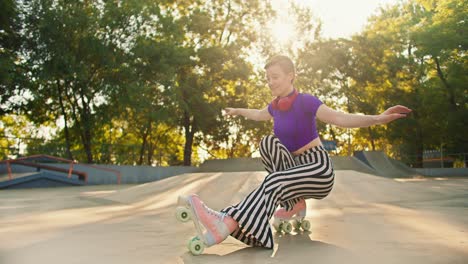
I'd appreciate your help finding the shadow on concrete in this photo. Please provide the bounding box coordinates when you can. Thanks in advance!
[179,231,359,264]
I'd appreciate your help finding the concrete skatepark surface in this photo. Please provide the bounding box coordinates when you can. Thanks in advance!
[1,169,468,264]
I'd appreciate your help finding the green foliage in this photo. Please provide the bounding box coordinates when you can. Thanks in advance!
[0,0,24,114]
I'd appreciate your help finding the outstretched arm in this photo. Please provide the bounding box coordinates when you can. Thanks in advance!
[316,104,412,128]
[225,106,272,121]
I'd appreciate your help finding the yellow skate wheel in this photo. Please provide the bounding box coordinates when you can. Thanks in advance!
[175,206,191,222]
[188,237,204,255]
[301,220,311,231]
[282,222,293,234]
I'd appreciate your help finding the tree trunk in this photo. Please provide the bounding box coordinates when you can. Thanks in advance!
[183,111,195,166]
[65,90,93,163]
[138,134,147,165]
[56,80,73,160]
[410,105,424,168]
[79,92,93,163]
[414,111,424,168]
[138,121,151,165]
[434,56,457,111]
[83,120,93,163]
[147,141,154,165]
[62,111,73,160]
[368,127,376,151]
[413,57,425,168]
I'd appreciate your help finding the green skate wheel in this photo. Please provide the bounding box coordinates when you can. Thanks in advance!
[273,218,282,232]
[301,220,311,231]
[175,206,191,222]
[186,238,192,251]
[282,222,293,234]
[293,220,301,230]
[188,237,204,255]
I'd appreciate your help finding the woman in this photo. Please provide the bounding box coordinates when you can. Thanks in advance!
[178,55,411,253]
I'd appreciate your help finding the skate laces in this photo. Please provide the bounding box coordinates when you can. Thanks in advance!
[201,202,227,221]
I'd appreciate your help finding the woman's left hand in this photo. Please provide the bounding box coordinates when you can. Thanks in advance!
[377,105,412,124]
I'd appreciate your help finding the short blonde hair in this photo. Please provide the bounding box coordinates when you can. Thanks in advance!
[264,55,295,74]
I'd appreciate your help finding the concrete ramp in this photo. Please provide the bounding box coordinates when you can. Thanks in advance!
[355,151,420,178]
[200,156,379,175]
[0,172,38,182]
[199,158,264,172]
[330,156,377,175]
[0,172,85,189]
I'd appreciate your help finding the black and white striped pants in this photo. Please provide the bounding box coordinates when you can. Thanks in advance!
[221,135,335,249]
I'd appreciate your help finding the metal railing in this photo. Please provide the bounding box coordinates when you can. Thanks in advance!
[0,154,122,184]
[399,152,467,168]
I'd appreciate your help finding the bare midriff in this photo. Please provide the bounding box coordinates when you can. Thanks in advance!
[291,137,322,156]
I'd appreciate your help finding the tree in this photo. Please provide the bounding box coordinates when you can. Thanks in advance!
[165,0,272,165]
[0,0,24,115]
[409,0,468,154]
[20,0,154,163]
[330,0,467,165]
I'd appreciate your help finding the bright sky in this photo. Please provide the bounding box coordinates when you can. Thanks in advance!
[271,0,398,39]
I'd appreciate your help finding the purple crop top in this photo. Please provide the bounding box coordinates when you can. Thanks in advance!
[268,93,323,152]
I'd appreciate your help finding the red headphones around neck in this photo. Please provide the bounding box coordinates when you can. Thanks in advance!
[271,89,299,111]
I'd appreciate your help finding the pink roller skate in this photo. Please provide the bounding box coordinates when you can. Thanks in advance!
[175,194,237,255]
[272,199,310,234]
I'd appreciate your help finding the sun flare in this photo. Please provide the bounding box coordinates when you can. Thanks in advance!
[269,19,297,45]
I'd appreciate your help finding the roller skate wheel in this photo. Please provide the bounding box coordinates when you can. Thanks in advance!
[282,222,293,234]
[273,223,281,232]
[293,220,301,230]
[175,206,191,222]
[188,237,204,255]
[273,219,282,232]
[301,220,311,231]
